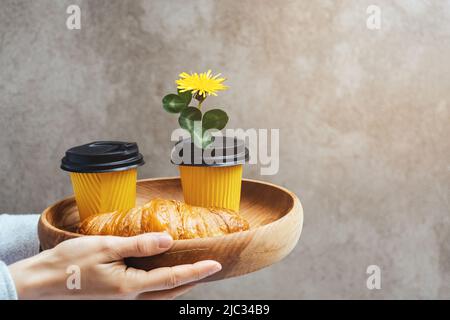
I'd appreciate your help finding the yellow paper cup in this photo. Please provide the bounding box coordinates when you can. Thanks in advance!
[69,169,137,222]
[179,165,243,212]
[61,141,145,222]
[172,137,248,212]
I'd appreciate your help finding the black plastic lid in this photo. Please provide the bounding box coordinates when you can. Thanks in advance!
[61,141,145,173]
[171,136,249,167]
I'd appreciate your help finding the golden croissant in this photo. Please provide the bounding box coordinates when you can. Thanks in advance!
[79,198,249,239]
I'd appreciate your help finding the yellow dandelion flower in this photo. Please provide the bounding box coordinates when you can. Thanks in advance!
[176,70,228,98]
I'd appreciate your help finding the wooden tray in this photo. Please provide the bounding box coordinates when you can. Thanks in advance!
[38,177,303,281]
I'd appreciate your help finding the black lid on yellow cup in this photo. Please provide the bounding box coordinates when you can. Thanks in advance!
[171,136,249,167]
[61,141,145,173]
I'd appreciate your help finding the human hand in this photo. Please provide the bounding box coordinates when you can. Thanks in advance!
[8,233,221,299]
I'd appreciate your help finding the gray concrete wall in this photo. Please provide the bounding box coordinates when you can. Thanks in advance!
[0,0,449,299]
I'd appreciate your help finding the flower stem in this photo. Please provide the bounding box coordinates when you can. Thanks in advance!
[195,92,206,109]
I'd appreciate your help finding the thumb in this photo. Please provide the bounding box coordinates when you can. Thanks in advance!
[101,233,173,261]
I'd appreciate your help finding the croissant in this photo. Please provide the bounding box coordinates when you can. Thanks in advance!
[78,198,249,239]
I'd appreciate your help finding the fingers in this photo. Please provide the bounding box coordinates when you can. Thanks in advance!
[98,233,173,261]
[125,260,222,293]
[136,284,196,300]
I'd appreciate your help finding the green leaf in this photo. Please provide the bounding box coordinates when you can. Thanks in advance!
[177,89,192,105]
[202,109,229,130]
[162,94,187,113]
[178,107,203,148]
[202,130,214,148]
[178,107,202,132]
[192,129,204,149]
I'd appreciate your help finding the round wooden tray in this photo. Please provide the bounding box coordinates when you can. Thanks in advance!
[38,177,303,281]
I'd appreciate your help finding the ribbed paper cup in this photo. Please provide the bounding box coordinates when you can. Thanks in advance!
[179,165,243,212]
[69,169,137,222]
[172,137,248,212]
[61,141,145,222]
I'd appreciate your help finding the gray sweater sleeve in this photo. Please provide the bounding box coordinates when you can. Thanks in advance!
[0,214,40,265]
[0,214,40,300]
[0,261,18,300]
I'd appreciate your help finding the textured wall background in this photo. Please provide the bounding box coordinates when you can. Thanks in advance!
[0,0,449,299]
